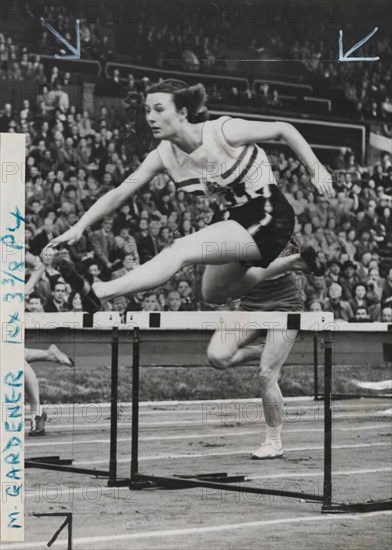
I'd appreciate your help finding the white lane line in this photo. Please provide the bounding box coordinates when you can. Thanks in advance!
[25,399,392,419]
[26,400,392,415]
[72,442,390,466]
[33,395,392,409]
[23,411,392,432]
[249,467,392,481]
[25,424,391,449]
[2,511,391,549]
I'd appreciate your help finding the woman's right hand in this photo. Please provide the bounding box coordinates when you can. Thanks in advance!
[46,224,84,249]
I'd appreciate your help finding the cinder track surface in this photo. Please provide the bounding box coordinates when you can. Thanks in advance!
[7,397,392,549]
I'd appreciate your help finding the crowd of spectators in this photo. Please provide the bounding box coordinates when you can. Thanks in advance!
[2,1,391,124]
[1,36,391,320]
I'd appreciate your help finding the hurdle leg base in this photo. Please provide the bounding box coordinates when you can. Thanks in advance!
[26,456,73,466]
[176,472,247,483]
[129,477,157,490]
[322,498,392,514]
[107,478,132,488]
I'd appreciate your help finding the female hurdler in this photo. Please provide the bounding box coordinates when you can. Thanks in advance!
[47,80,334,311]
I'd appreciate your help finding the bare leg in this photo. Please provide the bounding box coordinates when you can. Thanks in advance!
[208,326,298,458]
[25,345,73,367]
[259,329,297,427]
[25,361,41,417]
[91,220,302,302]
[207,328,261,369]
[202,255,301,304]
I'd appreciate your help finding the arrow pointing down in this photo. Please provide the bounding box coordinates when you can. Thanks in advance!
[41,17,81,59]
[339,27,380,62]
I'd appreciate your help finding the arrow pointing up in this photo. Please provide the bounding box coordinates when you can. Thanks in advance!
[339,27,379,62]
[41,17,81,59]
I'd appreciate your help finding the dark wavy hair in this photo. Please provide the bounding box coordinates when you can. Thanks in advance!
[147,79,209,123]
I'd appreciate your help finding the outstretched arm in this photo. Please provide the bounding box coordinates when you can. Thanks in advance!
[48,150,164,247]
[222,119,334,198]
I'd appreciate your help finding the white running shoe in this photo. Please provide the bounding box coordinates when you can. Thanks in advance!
[251,442,284,460]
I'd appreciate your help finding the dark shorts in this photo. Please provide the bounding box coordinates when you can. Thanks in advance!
[215,185,295,268]
[239,273,304,312]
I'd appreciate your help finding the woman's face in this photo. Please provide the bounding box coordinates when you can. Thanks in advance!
[145,92,185,140]
[72,293,83,310]
[355,285,366,299]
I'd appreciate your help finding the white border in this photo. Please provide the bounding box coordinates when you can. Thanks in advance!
[0,132,26,541]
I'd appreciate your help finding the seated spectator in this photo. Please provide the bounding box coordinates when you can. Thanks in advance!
[124,292,144,312]
[68,292,83,312]
[177,279,198,311]
[88,263,104,283]
[54,201,76,234]
[112,296,129,321]
[112,254,139,279]
[381,267,392,304]
[325,259,341,287]
[339,260,361,301]
[141,292,161,312]
[115,226,140,263]
[27,293,44,313]
[179,218,195,236]
[355,230,378,259]
[306,275,328,305]
[356,251,373,282]
[29,217,57,256]
[156,190,175,217]
[366,268,384,321]
[135,218,159,263]
[44,281,70,312]
[350,283,369,313]
[381,305,392,322]
[91,217,119,271]
[165,290,182,311]
[322,283,354,321]
[350,306,371,322]
[309,300,324,312]
[157,226,173,251]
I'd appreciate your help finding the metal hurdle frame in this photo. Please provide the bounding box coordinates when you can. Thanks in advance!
[25,312,392,512]
[25,325,129,487]
[124,313,392,513]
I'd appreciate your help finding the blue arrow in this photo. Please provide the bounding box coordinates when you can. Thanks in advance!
[339,27,379,62]
[40,17,80,59]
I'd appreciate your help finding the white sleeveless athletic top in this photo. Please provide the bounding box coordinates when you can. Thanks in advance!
[156,116,277,206]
